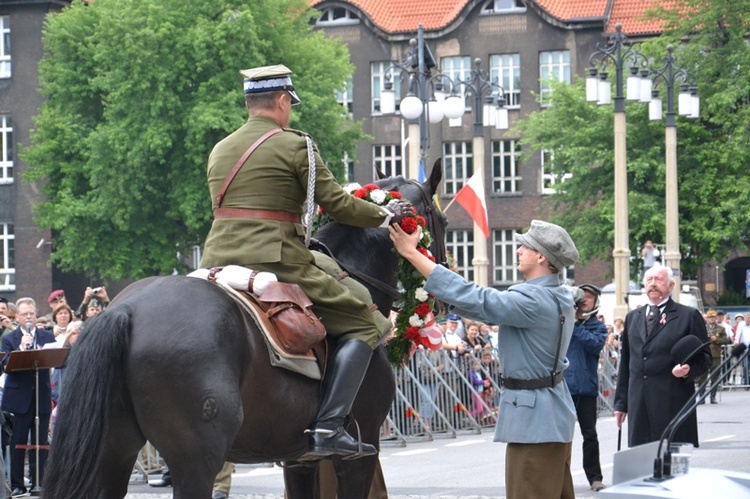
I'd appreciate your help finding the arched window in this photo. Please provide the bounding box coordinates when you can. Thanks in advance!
[316,7,360,26]
[480,0,526,15]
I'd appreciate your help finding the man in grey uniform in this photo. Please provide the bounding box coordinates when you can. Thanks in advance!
[390,219,579,499]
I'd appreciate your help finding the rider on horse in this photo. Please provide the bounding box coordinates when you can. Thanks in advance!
[200,64,411,461]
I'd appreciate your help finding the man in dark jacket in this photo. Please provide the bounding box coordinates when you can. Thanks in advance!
[564,284,607,491]
[614,265,712,447]
[1,298,56,496]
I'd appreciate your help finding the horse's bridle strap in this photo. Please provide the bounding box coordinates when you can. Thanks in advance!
[214,207,301,224]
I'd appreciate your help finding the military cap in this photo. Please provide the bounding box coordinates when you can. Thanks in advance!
[515,220,579,271]
[240,64,301,105]
[705,309,717,317]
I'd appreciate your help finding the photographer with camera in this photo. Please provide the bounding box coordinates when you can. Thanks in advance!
[75,286,111,321]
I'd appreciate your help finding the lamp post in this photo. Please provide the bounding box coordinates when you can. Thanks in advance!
[453,58,508,287]
[586,24,648,320]
[381,27,508,287]
[648,45,700,302]
[380,24,465,180]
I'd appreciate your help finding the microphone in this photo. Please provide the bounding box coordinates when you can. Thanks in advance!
[651,343,748,480]
[23,321,34,350]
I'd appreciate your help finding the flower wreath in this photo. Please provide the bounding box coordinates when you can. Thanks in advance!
[313,183,441,365]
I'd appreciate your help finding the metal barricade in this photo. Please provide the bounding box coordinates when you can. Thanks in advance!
[721,344,750,390]
[132,442,165,482]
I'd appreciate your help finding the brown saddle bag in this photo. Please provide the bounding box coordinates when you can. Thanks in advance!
[247,281,326,355]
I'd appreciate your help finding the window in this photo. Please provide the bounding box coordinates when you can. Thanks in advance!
[481,0,526,14]
[541,149,571,194]
[0,224,14,291]
[316,7,360,26]
[0,17,9,78]
[447,230,474,282]
[441,56,472,105]
[336,79,353,115]
[339,152,354,183]
[490,54,521,107]
[371,62,401,114]
[0,116,11,184]
[539,50,570,105]
[373,145,402,178]
[491,140,521,193]
[493,229,520,284]
[443,141,473,195]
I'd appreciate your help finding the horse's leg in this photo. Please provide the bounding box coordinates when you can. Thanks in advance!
[284,463,321,499]
[134,372,244,499]
[90,390,146,498]
[331,455,379,499]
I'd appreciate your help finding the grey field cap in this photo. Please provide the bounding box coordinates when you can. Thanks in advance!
[515,220,579,271]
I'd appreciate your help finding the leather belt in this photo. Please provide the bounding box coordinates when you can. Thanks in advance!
[499,371,563,390]
[213,207,301,224]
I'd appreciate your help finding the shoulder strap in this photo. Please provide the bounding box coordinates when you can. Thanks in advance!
[547,288,566,382]
[214,128,283,209]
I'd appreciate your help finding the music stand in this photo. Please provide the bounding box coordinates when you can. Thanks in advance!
[5,348,69,496]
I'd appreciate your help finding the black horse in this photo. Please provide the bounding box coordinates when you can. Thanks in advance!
[42,163,446,499]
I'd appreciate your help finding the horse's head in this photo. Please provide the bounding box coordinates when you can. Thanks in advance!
[375,158,448,266]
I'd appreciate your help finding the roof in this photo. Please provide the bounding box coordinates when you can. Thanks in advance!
[606,0,684,36]
[310,0,682,36]
[311,0,471,33]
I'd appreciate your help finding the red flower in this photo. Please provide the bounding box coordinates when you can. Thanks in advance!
[415,302,431,317]
[417,247,429,257]
[417,215,427,227]
[363,183,379,192]
[389,190,402,199]
[318,206,325,214]
[405,326,421,340]
[354,189,367,199]
[400,217,418,234]
[428,253,437,263]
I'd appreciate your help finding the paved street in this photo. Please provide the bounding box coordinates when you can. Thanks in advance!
[125,388,750,498]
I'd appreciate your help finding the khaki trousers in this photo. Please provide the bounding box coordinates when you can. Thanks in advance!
[505,441,574,499]
[213,461,234,494]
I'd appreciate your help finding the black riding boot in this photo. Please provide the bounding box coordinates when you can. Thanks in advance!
[300,339,378,461]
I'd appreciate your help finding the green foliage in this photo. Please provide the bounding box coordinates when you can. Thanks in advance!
[22,0,365,280]
[714,288,750,307]
[516,0,750,277]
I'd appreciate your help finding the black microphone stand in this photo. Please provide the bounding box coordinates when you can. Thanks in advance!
[649,343,748,481]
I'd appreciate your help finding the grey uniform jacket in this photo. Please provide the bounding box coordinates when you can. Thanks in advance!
[425,265,576,444]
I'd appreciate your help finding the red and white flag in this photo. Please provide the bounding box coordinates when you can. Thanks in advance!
[454,170,489,238]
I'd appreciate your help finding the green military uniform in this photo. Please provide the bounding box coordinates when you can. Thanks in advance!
[200,114,392,347]
[697,316,730,403]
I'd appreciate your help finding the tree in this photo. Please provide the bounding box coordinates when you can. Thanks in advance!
[516,1,750,280]
[22,0,364,281]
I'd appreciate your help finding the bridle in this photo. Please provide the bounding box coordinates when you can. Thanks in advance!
[314,179,446,303]
[406,179,447,267]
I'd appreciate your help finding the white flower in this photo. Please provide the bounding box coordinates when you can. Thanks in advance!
[408,314,425,327]
[414,287,429,302]
[369,189,386,204]
[344,182,362,194]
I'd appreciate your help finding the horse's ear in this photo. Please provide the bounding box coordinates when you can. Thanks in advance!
[426,158,443,196]
[374,167,388,180]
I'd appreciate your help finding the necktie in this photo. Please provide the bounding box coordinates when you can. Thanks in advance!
[647,305,659,336]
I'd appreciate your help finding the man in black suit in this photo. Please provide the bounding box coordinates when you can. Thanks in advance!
[614,265,712,447]
[1,297,56,496]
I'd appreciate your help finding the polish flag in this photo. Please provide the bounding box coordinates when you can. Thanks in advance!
[454,170,489,238]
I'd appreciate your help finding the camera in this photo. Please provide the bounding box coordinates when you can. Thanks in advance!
[93,287,101,295]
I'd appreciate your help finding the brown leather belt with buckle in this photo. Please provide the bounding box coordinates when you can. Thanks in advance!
[499,371,563,390]
[213,207,301,224]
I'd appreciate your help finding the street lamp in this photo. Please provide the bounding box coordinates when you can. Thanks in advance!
[648,45,700,302]
[380,24,466,181]
[451,58,509,286]
[586,23,648,320]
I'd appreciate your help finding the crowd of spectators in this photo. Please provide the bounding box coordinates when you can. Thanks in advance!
[0,286,108,495]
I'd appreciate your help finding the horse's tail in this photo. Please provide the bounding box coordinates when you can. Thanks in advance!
[43,310,133,499]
